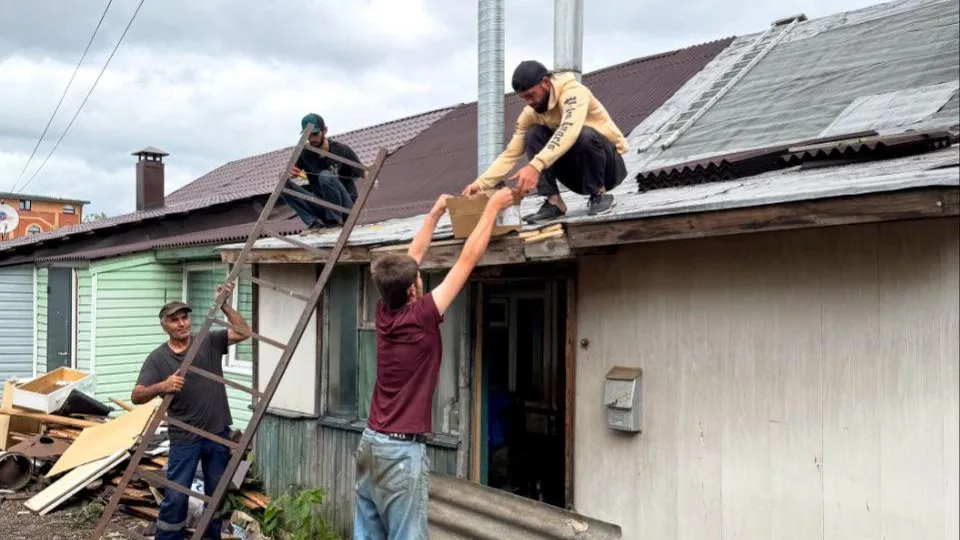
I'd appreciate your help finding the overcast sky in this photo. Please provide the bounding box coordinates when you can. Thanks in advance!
[0,0,880,216]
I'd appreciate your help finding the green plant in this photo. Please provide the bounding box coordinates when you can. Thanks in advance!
[262,486,339,540]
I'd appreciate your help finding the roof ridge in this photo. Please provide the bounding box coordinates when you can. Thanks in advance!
[581,37,738,80]
[329,103,463,139]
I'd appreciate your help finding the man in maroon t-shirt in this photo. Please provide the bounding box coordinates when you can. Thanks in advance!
[353,188,516,539]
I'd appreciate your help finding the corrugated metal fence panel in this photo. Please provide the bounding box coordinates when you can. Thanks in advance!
[256,414,458,538]
[35,267,47,374]
[92,253,182,402]
[76,269,92,372]
[183,265,252,428]
[0,265,35,395]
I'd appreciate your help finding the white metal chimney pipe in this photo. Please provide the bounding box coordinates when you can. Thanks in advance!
[477,0,505,174]
[554,0,583,82]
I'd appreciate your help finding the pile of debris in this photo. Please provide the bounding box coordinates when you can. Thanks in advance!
[0,370,271,538]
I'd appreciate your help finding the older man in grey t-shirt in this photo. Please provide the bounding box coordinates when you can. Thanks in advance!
[133,282,251,540]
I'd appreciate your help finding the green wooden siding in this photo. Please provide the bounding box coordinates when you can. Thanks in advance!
[91,253,182,402]
[77,269,92,372]
[183,265,253,428]
[35,267,47,374]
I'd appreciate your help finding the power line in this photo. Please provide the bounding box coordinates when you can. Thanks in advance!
[15,0,146,196]
[8,0,115,194]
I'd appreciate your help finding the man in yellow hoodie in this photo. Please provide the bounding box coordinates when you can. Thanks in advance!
[462,60,629,222]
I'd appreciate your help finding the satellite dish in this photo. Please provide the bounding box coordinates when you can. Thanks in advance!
[0,203,20,235]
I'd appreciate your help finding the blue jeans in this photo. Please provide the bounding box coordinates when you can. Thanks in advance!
[156,429,232,540]
[281,170,355,227]
[353,428,431,540]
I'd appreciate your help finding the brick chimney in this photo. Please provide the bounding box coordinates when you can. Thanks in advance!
[132,146,169,211]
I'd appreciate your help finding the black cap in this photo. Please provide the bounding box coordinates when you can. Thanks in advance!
[511,60,549,93]
[158,301,191,320]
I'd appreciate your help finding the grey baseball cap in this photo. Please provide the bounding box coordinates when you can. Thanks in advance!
[158,301,192,320]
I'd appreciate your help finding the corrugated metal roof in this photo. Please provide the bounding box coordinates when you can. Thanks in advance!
[0,191,90,205]
[226,145,958,252]
[631,0,960,177]
[164,106,456,205]
[359,39,735,223]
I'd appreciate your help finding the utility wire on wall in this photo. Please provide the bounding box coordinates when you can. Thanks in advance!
[15,0,147,196]
[9,0,115,194]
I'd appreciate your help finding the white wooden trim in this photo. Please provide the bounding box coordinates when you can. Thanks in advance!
[90,273,98,375]
[32,265,37,379]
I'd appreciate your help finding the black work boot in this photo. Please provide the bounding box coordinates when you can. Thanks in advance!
[523,201,565,224]
[587,193,615,216]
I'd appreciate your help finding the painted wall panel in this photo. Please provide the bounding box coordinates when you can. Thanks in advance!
[257,264,317,415]
[0,264,36,396]
[35,267,47,374]
[77,269,92,372]
[575,217,960,540]
[92,254,182,402]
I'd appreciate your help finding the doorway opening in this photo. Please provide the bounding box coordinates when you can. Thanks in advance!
[475,276,568,508]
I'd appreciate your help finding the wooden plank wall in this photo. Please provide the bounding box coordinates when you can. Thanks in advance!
[574,217,959,540]
[255,414,458,538]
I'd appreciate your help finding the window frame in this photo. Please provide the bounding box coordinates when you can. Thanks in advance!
[181,262,251,375]
[25,224,42,235]
[320,265,462,444]
[19,200,31,211]
[62,204,75,214]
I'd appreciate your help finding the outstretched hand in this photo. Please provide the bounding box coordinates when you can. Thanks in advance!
[431,194,453,215]
[488,188,516,211]
[461,183,481,197]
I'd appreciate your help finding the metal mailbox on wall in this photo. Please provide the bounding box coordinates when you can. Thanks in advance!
[603,366,643,433]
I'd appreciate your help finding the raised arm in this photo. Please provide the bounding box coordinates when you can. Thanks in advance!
[218,282,251,345]
[408,194,452,265]
[431,188,516,315]
[463,112,533,195]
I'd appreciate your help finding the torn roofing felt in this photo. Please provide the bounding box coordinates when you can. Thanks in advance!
[626,0,960,191]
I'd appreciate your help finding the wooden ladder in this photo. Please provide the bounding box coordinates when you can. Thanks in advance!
[91,123,388,540]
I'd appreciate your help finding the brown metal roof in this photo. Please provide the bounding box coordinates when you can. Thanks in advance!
[164,106,456,205]
[0,39,734,262]
[361,38,735,222]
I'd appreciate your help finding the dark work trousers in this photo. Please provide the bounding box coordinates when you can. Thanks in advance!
[280,170,355,227]
[524,125,627,197]
[155,428,231,539]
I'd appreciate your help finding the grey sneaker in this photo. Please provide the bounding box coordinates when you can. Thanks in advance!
[587,193,615,216]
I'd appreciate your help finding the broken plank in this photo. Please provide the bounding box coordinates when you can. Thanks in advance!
[110,398,134,412]
[0,407,98,429]
[523,229,564,244]
[25,450,129,515]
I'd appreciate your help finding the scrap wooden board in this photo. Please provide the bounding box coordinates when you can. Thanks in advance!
[47,399,159,477]
[0,381,41,450]
[26,450,129,515]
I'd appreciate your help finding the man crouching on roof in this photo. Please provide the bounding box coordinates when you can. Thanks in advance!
[353,188,516,539]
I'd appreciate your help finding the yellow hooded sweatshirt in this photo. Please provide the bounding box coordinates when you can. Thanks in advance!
[472,72,629,190]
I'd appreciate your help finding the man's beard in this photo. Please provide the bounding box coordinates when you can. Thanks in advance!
[533,92,550,114]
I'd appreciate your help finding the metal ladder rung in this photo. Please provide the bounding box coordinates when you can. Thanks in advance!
[187,364,262,398]
[281,187,352,215]
[303,144,368,172]
[207,317,287,350]
[135,469,212,504]
[263,228,331,259]
[164,416,241,451]
[245,275,311,302]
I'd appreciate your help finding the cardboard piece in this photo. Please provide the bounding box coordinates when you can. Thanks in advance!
[46,399,159,477]
[13,368,96,413]
[447,192,522,240]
